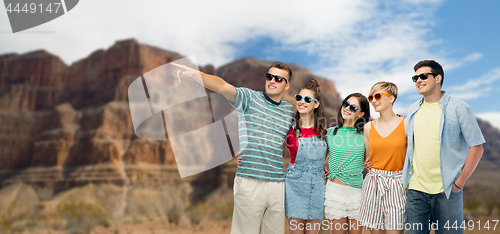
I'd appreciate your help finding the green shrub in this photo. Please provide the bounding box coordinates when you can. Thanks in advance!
[0,201,37,233]
[166,202,183,226]
[135,215,150,223]
[186,201,210,225]
[56,200,110,234]
[213,195,233,219]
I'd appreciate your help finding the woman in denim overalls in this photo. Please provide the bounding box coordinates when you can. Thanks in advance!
[284,80,328,234]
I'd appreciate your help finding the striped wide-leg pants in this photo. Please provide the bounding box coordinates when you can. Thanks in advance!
[360,168,406,230]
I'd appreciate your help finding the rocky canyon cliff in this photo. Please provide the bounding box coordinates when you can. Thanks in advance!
[0,39,499,232]
[0,39,343,192]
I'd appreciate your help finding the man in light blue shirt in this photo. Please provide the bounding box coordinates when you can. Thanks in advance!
[402,60,485,234]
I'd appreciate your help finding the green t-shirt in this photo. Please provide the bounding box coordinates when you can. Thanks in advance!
[326,126,365,189]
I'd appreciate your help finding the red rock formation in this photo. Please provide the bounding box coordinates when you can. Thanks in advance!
[0,50,68,112]
[476,118,500,170]
[2,40,500,228]
[16,38,500,194]
[0,39,188,188]
[0,39,499,217]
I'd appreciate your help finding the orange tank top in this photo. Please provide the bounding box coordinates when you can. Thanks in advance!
[368,118,407,171]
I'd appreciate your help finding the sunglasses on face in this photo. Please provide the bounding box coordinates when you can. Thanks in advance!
[295,94,318,103]
[412,73,438,82]
[342,100,360,113]
[265,73,289,84]
[368,93,392,102]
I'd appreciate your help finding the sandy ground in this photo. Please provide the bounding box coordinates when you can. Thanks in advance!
[23,220,231,234]
[22,216,500,234]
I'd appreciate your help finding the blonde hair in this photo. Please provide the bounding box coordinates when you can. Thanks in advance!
[368,81,398,103]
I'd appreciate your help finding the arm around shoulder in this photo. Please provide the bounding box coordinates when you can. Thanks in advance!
[363,122,371,162]
[404,116,409,137]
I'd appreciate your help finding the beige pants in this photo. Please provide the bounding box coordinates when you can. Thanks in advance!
[231,176,285,234]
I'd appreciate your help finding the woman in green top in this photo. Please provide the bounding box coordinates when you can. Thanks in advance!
[324,93,370,234]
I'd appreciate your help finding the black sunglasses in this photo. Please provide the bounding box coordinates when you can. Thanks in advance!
[295,94,318,103]
[342,100,360,113]
[412,73,438,82]
[265,73,289,84]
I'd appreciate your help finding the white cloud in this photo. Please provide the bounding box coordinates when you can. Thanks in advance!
[476,112,500,131]
[307,2,446,99]
[445,52,483,70]
[0,0,487,112]
[446,68,500,100]
[309,3,486,104]
[0,0,374,66]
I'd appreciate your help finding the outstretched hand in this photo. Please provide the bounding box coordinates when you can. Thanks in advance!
[170,63,198,82]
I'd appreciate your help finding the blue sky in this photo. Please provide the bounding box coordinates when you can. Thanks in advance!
[1,0,499,129]
[229,0,500,128]
[432,0,500,127]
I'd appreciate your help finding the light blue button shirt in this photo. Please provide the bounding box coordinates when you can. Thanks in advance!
[402,91,485,198]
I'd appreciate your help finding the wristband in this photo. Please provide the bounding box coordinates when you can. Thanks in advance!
[454,181,463,190]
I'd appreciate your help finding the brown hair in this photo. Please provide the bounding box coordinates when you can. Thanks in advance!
[414,60,444,86]
[333,93,370,135]
[269,61,292,80]
[293,79,327,140]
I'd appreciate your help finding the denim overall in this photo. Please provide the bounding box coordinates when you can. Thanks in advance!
[285,136,327,221]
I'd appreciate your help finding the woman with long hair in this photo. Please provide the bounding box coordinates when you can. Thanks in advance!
[284,79,328,234]
[360,82,407,234]
[237,79,328,234]
[324,93,370,234]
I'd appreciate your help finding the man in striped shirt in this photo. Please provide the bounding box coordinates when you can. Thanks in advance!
[173,61,294,234]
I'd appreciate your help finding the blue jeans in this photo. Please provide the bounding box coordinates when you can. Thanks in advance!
[406,189,464,234]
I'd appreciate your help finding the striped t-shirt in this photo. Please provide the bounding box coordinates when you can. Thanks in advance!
[326,126,365,189]
[231,87,294,182]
